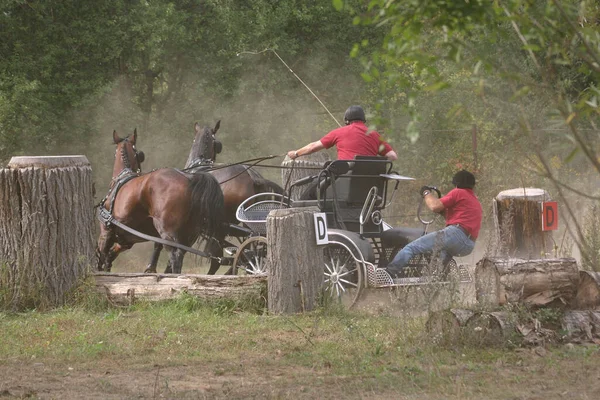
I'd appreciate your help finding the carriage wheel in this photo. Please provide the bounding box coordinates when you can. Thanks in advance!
[232,236,268,275]
[323,243,364,309]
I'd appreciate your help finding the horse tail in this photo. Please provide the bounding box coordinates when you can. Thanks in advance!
[187,172,225,240]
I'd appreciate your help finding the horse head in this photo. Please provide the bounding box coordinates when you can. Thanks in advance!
[185,120,222,168]
[112,128,145,179]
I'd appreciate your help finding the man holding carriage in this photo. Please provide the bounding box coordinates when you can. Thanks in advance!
[385,169,483,279]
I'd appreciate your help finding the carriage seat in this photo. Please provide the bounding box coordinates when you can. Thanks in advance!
[321,156,391,208]
[380,227,426,249]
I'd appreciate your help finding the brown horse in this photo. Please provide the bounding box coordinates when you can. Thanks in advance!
[144,120,284,274]
[96,129,225,274]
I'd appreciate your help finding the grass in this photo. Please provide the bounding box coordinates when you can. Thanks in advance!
[1,297,599,399]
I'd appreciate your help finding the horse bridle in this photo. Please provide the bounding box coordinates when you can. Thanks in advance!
[117,137,145,175]
[98,137,145,216]
[188,127,222,169]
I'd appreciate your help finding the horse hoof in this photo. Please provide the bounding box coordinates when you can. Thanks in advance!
[144,265,156,273]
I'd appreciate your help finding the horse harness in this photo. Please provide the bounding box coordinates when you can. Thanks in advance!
[96,142,221,262]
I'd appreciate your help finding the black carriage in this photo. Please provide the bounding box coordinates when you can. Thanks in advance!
[233,156,472,307]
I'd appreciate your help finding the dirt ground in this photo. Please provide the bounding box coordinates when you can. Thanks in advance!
[1,341,599,400]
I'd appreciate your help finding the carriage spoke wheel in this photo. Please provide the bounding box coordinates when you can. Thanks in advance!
[232,236,268,275]
[323,243,363,309]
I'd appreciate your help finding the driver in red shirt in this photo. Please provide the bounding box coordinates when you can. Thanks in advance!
[287,105,398,161]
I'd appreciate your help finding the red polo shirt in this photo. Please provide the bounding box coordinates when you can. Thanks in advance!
[320,121,393,160]
[440,188,482,239]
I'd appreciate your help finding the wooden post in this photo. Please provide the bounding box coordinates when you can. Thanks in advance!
[266,207,323,314]
[426,309,474,345]
[281,152,330,200]
[0,156,95,309]
[475,257,579,308]
[574,271,600,309]
[494,188,553,258]
[561,310,600,342]
[464,311,517,347]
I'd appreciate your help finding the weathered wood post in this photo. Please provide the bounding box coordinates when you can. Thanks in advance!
[281,153,330,200]
[266,207,323,314]
[0,156,95,309]
[475,257,579,308]
[493,188,554,258]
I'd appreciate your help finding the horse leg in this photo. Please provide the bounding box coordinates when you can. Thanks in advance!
[106,243,132,272]
[145,243,163,273]
[206,235,224,275]
[168,248,186,275]
[96,229,115,272]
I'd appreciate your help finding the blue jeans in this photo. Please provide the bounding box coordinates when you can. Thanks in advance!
[386,225,475,275]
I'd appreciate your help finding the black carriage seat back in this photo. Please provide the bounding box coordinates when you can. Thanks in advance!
[319,156,391,208]
[346,156,390,206]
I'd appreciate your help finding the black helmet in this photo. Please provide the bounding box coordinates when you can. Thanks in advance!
[452,170,476,189]
[344,105,366,125]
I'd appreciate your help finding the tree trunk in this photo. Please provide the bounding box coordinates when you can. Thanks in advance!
[561,310,600,342]
[574,271,600,310]
[494,188,553,258]
[0,156,95,310]
[475,257,579,308]
[93,273,267,306]
[281,153,330,200]
[464,311,517,346]
[267,207,323,314]
[426,309,474,345]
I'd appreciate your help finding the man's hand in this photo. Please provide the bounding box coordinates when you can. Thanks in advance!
[287,150,298,159]
[420,185,434,197]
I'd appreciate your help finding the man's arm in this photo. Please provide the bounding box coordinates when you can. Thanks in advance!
[287,140,325,160]
[422,191,445,213]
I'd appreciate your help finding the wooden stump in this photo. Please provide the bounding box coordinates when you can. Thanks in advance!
[0,156,95,309]
[426,309,474,345]
[494,188,553,258]
[561,310,600,342]
[574,271,600,309]
[475,257,579,308]
[93,273,267,306]
[464,311,517,346]
[281,152,329,200]
[267,207,323,314]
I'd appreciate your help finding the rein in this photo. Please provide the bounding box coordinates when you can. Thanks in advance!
[97,207,221,262]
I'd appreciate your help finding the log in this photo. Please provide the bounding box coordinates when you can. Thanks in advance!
[281,152,329,200]
[494,188,553,258]
[475,257,579,307]
[93,273,267,306]
[267,207,323,314]
[464,311,517,346]
[0,156,95,310]
[561,310,600,342]
[574,271,600,310]
[426,309,474,345]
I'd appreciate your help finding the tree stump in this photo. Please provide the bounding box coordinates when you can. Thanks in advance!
[561,310,600,342]
[574,271,600,310]
[426,309,474,345]
[281,152,330,200]
[464,311,517,346]
[0,156,95,309]
[475,257,579,308]
[267,207,323,314]
[494,188,553,258]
